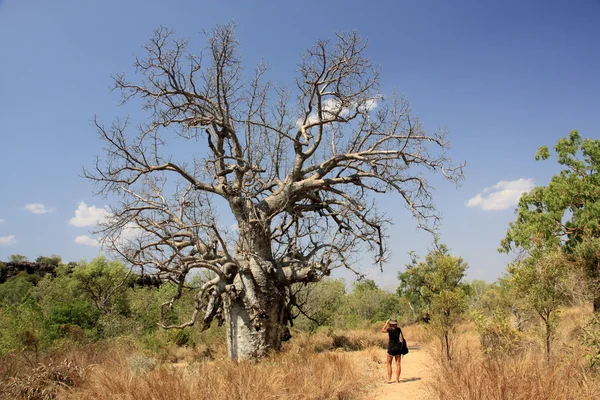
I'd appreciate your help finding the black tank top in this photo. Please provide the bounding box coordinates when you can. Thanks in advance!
[387,327,402,352]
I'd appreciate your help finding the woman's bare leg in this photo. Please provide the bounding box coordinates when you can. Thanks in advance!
[386,354,393,382]
[395,356,402,382]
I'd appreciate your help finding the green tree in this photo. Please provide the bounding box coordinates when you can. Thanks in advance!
[44,301,100,340]
[127,283,182,334]
[35,254,62,266]
[8,254,28,263]
[345,280,399,325]
[0,274,36,306]
[292,278,346,330]
[397,252,434,322]
[475,277,532,332]
[466,280,491,310]
[0,271,45,358]
[501,131,600,310]
[32,267,100,341]
[398,241,469,363]
[0,302,45,359]
[508,249,572,366]
[71,256,131,315]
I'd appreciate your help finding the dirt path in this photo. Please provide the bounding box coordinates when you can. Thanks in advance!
[366,344,434,400]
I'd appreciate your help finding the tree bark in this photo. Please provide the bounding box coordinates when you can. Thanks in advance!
[444,330,452,365]
[223,265,288,360]
[593,258,600,313]
[545,319,551,367]
[224,291,287,360]
[594,297,600,313]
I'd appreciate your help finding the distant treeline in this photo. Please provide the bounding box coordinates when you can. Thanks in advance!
[0,260,162,288]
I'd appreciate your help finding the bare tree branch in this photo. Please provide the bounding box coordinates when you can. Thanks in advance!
[86,24,463,359]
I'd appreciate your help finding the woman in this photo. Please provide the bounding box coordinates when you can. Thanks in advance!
[381,317,405,383]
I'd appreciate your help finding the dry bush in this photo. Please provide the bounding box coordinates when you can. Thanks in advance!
[58,349,370,400]
[402,323,431,345]
[127,355,157,375]
[0,354,20,384]
[331,330,386,351]
[362,346,385,365]
[472,312,530,358]
[430,305,600,400]
[430,347,600,400]
[0,340,111,399]
[284,328,386,354]
[283,330,335,353]
[153,342,222,364]
[0,330,374,399]
[1,360,84,400]
[557,304,593,342]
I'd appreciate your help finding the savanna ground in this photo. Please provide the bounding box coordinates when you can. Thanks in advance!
[3,306,600,400]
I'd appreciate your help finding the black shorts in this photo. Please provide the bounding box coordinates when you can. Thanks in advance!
[387,347,402,357]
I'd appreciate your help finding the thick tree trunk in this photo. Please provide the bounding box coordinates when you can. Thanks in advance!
[224,292,287,360]
[221,213,293,360]
[223,255,288,360]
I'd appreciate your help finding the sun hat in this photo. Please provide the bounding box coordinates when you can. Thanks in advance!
[389,317,398,325]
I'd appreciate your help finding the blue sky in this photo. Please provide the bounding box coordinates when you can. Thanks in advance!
[1,0,599,289]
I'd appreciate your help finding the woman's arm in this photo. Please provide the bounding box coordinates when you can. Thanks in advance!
[381,319,390,333]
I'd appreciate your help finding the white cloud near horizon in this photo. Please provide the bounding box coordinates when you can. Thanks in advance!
[466,178,536,211]
[69,201,109,227]
[24,203,56,214]
[74,235,100,247]
[0,235,16,246]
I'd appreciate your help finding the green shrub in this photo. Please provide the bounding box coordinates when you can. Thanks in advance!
[45,301,100,340]
[0,303,46,358]
[472,310,524,357]
[580,314,600,371]
[0,274,36,306]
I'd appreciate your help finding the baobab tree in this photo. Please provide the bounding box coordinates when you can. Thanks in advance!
[86,24,463,360]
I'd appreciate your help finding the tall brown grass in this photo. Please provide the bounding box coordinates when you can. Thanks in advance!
[51,329,385,400]
[429,347,600,400]
[429,305,600,400]
[58,349,369,400]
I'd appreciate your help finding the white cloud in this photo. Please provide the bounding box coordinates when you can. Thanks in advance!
[0,218,4,224]
[0,235,16,246]
[24,203,55,214]
[69,201,109,227]
[360,98,379,113]
[297,96,379,127]
[466,178,536,211]
[74,235,101,247]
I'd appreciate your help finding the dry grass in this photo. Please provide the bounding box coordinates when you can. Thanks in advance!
[1,329,387,400]
[58,347,371,400]
[429,305,600,400]
[11,312,598,400]
[1,360,84,400]
[429,347,600,400]
[283,327,387,354]
[283,321,427,354]
[402,323,431,345]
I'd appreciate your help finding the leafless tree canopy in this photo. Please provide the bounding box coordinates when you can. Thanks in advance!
[85,24,463,358]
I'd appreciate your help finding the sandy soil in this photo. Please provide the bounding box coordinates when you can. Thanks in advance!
[361,343,434,400]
